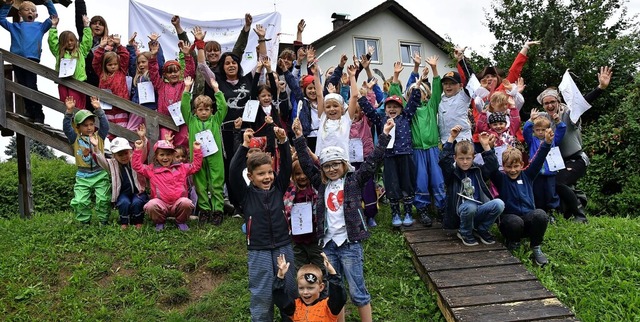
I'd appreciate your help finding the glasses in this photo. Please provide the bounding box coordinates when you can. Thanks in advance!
[543,100,558,106]
[322,162,342,171]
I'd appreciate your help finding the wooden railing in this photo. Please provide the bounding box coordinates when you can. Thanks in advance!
[0,48,179,217]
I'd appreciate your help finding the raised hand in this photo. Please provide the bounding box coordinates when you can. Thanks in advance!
[134,140,144,150]
[244,13,253,32]
[367,45,375,55]
[326,83,337,94]
[262,56,272,73]
[276,254,289,279]
[170,15,180,27]
[598,66,613,90]
[347,64,357,78]
[517,77,526,93]
[193,141,201,150]
[164,132,174,144]
[234,117,243,129]
[412,51,421,66]
[306,46,316,63]
[278,80,286,93]
[544,128,554,144]
[178,40,190,55]
[136,123,146,139]
[383,117,395,134]
[128,32,137,46]
[393,61,404,74]
[147,32,161,43]
[243,128,255,146]
[530,108,539,121]
[210,77,219,92]
[89,135,99,147]
[274,127,287,142]
[292,118,303,138]
[360,54,370,70]
[454,46,466,61]
[253,24,266,39]
[65,96,75,113]
[111,34,121,46]
[426,55,439,67]
[297,19,306,34]
[296,47,306,63]
[191,26,206,41]
[51,15,59,27]
[149,40,159,55]
[338,54,348,68]
[479,131,492,148]
[90,96,101,110]
[183,76,194,89]
[524,40,541,48]
[450,125,462,140]
[99,36,108,48]
[321,252,336,275]
[82,15,90,27]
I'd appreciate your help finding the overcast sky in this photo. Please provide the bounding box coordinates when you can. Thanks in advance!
[1,0,638,160]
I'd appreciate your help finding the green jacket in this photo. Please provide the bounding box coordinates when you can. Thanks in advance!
[180,91,228,160]
[411,76,442,149]
[48,27,92,81]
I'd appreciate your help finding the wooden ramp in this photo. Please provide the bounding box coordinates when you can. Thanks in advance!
[402,224,578,322]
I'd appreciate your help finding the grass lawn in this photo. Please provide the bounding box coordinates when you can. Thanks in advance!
[1,207,638,321]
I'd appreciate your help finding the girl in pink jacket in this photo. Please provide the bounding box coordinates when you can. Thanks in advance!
[132,139,202,231]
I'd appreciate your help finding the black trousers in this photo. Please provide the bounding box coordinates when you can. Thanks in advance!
[498,209,548,247]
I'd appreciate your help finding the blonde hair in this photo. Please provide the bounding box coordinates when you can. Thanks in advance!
[18,1,36,11]
[101,51,119,79]
[533,117,551,129]
[502,147,523,166]
[194,95,213,110]
[297,264,324,285]
[57,31,80,64]
[488,91,509,113]
[133,52,152,84]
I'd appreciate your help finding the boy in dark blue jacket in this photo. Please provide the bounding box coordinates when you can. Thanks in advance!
[490,128,555,267]
[229,127,296,322]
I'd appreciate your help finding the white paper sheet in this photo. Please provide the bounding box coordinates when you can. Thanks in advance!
[58,58,77,78]
[559,70,591,124]
[137,81,156,104]
[167,101,185,126]
[242,100,259,122]
[291,202,313,235]
[195,129,218,157]
[545,146,566,172]
[349,138,364,162]
[386,126,396,149]
[100,89,113,110]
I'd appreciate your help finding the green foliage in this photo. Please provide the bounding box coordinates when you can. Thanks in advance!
[4,136,57,160]
[0,157,76,217]
[581,74,640,216]
[486,0,640,118]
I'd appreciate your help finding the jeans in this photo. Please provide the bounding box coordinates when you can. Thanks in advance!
[457,199,505,236]
[116,193,149,225]
[323,240,371,306]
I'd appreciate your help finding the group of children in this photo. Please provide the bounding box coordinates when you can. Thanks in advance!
[2,2,613,321]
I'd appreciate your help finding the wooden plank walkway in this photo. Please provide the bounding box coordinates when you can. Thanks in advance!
[402,223,578,322]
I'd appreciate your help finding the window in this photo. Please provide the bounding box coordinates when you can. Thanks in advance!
[354,37,380,63]
[400,43,422,65]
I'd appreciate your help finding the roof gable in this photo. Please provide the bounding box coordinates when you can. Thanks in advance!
[311,0,447,49]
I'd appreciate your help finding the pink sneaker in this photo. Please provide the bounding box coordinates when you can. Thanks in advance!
[177,223,189,231]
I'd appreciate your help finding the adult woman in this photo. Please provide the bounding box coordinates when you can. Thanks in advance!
[536,66,612,222]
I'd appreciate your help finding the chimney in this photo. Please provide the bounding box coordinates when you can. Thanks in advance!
[331,13,350,30]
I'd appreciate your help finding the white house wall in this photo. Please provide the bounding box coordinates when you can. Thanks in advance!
[315,10,456,86]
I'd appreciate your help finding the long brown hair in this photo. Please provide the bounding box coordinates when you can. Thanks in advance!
[101,51,118,80]
[89,16,109,38]
[133,52,152,84]
[57,31,79,62]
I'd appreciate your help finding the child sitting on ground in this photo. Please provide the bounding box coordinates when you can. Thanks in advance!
[490,128,555,267]
[229,126,296,322]
[273,253,347,322]
[0,0,57,123]
[94,125,149,229]
[62,96,111,224]
[132,139,202,231]
[439,126,505,246]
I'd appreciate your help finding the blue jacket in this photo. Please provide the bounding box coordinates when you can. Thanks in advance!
[0,2,56,60]
[490,142,551,215]
[439,142,498,229]
[523,121,566,175]
[359,88,420,156]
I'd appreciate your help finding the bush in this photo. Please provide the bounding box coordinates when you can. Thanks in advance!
[582,74,640,216]
[0,157,76,217]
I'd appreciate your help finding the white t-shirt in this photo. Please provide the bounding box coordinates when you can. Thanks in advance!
[322,178,348,247]
[315,112,352,161]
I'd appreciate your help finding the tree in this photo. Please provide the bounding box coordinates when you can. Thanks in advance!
[4,136,56,160]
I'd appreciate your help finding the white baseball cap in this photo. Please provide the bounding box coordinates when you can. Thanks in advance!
[110,137,132,154]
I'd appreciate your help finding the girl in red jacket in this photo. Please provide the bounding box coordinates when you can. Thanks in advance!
[92,34,130,130]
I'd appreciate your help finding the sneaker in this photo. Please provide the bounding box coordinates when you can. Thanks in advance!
[391,214,402,227]
[209,211,224,226]
[155,223,165,231]
[474,230,496,245]
[506,240,521,251]
[232,208,243,219]
[120,224,128,230]
[367,217,377,227]
[177,223,189,231]
[435,207,446,223]
[457,231,479,246]
[531,246,549,267]
[189,215,199,221]
[418,209,433,227]
[572,215,588,223]
[402,213,414,227]
[223,199,235,217]
[134,224,143,229]
[241,223,247,234]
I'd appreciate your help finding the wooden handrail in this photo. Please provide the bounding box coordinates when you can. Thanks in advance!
[0,48,177,131]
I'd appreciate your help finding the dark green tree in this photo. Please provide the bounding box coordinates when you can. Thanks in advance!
[4,136,56,160]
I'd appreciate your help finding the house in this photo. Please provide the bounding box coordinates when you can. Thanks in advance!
[282,0,456,88]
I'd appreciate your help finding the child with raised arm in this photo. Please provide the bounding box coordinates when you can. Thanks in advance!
[490,129,555,267]
[94,125,149,229]
[229,126,296,322]
[62,96,111,225]
[439,126,505,246]
[292,117,395,322]
[0,0,57,123]
[180,75,227,225]
[132,139,202,232]
[48,14,92,109]
[359,61,421,227]
[523,109,566,215]
[407,55,447,226]
[92,34,131,129]
[273,253,347,322]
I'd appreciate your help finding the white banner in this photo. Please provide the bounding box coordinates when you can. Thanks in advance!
[128,0,281,73]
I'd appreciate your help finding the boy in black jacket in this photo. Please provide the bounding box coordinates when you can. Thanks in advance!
[229,126,296,322]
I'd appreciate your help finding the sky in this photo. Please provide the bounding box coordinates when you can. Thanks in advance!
[1,0,638,160]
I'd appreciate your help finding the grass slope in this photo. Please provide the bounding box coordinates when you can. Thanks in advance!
[0,207,442,321]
